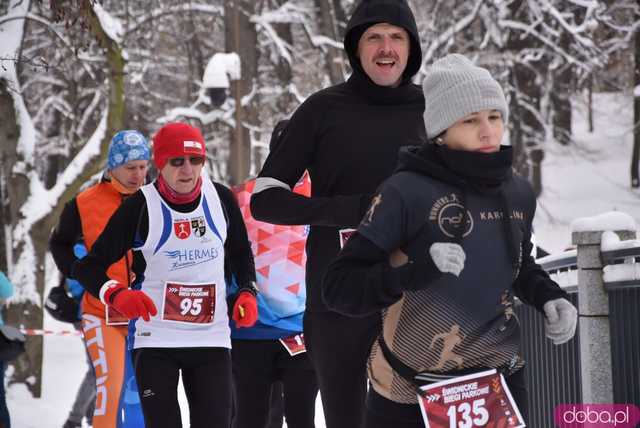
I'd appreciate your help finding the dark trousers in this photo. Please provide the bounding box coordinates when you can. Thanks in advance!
[132,347,232,428]
[304,311,381,428]
[231,339,318,428]
[0,362,9,428]
[266,382,284,428]
[364,367,529,428]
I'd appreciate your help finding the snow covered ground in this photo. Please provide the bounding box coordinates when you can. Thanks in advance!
[9,310,328,427]
[7,91,639,427]
[534,91,639,253]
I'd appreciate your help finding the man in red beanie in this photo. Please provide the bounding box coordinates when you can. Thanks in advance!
[73,122,258,428]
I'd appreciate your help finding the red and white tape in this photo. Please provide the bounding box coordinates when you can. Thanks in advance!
[20,328,82,337]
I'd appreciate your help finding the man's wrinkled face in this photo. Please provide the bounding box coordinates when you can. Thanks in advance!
[160,156,204,194]
[357,23,410,87]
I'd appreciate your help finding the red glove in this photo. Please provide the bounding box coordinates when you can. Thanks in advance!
[104,283,157,322]
[232,291,258,328]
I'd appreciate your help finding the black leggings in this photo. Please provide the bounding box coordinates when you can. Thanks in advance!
[363,367,529,428]
[132,347,232,428]
[304,311,381,428]
[231,339,318,428]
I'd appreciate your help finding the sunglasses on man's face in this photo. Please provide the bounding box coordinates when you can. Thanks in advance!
[168,156,205,167]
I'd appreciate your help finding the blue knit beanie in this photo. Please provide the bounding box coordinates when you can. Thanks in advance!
[107,130,151,170]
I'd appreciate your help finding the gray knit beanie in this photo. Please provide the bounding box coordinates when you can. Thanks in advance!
[422,54,508,139]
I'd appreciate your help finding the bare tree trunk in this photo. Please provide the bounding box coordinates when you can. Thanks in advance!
[588,74,594,133]
[253,0,295,173]
[186,10,206,104]
[331,0,347,39]
[0,80,15,275]
[632,19,640,188]
[272,2,294,114]
[0,0,127,396]
[506,0,546,197]
[0,78,45,398]
[551,34,573,145]
[225,0,259,185]
[314,0,345,85]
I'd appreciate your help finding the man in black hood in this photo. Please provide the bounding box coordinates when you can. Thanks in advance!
[251,1,425,427]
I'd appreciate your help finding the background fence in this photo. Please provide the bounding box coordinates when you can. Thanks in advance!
[517,228,640,427]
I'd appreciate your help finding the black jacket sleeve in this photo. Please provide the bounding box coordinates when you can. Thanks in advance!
[512,222,569,312]
[250,96,371,228]
[215,183,256,291]
[49,198,83,278]
[72,192,145,299]
[251,188,371,228]
[322,231,438,317]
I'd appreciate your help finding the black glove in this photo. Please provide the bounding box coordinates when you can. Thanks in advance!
[393,226,446,292]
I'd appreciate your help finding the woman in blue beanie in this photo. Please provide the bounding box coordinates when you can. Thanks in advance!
[49,130,151,428]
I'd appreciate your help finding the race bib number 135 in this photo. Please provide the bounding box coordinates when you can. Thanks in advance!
[418,369,525,428]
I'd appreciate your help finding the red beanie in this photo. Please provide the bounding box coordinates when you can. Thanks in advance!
[152,122,206,170]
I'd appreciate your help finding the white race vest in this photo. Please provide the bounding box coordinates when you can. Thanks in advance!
[133,176,229,349]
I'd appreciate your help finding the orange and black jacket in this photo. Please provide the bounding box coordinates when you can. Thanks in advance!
[49,177,136,317]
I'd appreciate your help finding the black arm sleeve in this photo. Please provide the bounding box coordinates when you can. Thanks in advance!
[215,183,256,290]
[513,223,568,312]
[72,192,146,298]
[49,198,82,278]
[322,232,434,317]
[322,180,446,316]
[250,96,370,228]
[251,188,370,228]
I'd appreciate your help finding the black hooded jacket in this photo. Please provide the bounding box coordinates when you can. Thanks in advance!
[321,144,568,403]
[250,0,426,312]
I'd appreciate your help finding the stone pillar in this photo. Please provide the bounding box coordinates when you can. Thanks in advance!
[572,228,636,403]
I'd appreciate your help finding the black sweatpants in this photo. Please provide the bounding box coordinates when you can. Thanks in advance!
[231,339,318,428]
[303,310,381,428]
[266,381,285,428]
[132,347,232,428]
[363,367,529,428]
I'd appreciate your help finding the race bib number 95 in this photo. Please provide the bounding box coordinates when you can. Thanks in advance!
[162,282,215,324]
[279,333,306,356]
[105,305,128,326]
[418,369,525,428]
[338,228,356,249]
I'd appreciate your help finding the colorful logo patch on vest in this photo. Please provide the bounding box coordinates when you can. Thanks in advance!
[191,216,206,237]
[174,220,191,239]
